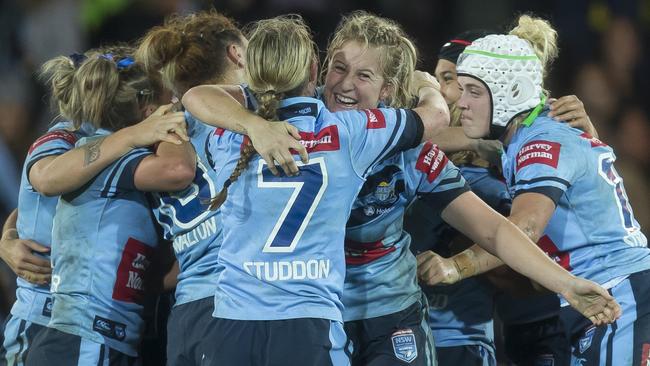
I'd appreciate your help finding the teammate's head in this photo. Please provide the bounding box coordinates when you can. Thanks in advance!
[40,51,162,131]
[436,30,492,106]
[456,15,558,140]
[210,15,317,210]
[136,10,246,97]
[323,11,418,111]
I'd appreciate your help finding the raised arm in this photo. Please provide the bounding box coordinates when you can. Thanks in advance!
[410,71,450,142]
[30,104,188,196]
[134,136,196,192]
[182,85,308,176]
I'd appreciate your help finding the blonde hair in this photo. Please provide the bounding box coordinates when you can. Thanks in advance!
[509,14,559,79]
[39,52,160,131]
[324,11,418,108]
[210,15,316,210]
[135,10,243,96]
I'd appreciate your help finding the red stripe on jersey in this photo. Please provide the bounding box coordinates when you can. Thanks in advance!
[516,140,561,172]
[113,238,155,305]
[363,109,387,129]
[290,125,340,154]
[537,235,572,271]
[450,39,472,46]
[214,128,225,136]
[28,130,77,154]
[579,132,607,148]
[345,238,395,265]
[415,141,449,183]
[239,136,251,152]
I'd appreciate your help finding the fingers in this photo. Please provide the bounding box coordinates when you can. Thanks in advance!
[285,123,302,140]
[18,270,51,285]
[157,133,183,145]
[152,103,174,116]
[22,240,50,253]
[18,260,52,275]
[548,95,584,120]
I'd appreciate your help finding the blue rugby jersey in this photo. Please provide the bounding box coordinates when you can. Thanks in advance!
[150,112,222,306]
[343,142,469,321]
[11,122,96,327]
[50,131,159,357]
[501,112,650,288]
[150,87,257,306]
[209,97,423,322]
[407,165,500,352]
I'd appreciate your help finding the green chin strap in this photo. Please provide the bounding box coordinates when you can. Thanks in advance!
[520,94,547,127]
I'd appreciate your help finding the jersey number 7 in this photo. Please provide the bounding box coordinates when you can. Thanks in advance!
[258,157,328,253]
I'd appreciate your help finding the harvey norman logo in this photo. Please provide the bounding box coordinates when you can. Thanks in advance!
[516,140,561,172]
[292,125,340,153]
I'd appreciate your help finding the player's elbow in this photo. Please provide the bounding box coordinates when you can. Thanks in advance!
[30,175,62,197]
[160,158,196,191]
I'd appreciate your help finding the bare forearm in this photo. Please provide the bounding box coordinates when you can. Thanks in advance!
[488,218,574,295]
[430,127,478,153]
[30,129,138,196]
[414,87,450,142]
[2,209,17,237]
[182,85,266,135]
[452,244,503,280]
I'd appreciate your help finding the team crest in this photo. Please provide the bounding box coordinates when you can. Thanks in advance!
[578,326,596,354]
[374,181,396,203]
[391,329,417,363]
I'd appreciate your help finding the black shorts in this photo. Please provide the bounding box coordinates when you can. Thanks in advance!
[202,317,349,366]
[344,298,435,366]
[503,315,570,366]
[166,296,214,366]
[25,327,136,366]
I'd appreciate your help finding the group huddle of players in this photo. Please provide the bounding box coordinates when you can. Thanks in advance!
[0,8,648,366]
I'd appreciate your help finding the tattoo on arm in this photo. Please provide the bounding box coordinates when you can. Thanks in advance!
[83,137,105,167]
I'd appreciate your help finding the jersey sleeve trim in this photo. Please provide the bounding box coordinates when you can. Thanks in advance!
[100,149,151,197]
[513,186,564,205]
[419,184,471,212]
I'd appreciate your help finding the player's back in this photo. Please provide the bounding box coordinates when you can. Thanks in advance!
[503,114,650,285]
[50,131,159,356]
[211,96,422,322]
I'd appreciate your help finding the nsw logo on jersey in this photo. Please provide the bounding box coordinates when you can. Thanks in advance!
[391,328,417,363]
[363,109,387,129]
[28,130,77,154]
[415,142,448,183]
[516,140,561,172]
[578,326,596,354]
[293,125,340,153]
[113,238,154,304]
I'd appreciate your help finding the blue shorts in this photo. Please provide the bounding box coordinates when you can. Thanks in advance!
[344,298,436,366]
[166,296,213,366]
[503,315,570,366]
[560,269,650,366]
[202,317,349,366]
[436,344,495,366]
[0,316,47,366]
[25,327,136,366]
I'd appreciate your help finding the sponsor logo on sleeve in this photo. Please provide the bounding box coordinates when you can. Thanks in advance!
[291,125,340,153]
[391,329,418,363]
[113,238,154,304]
[28,130,77,154]
[363,109,387,129]
[415,142,449,183]
[516,140,561,172]
[579,132,607,148]
[93,315,127,341]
